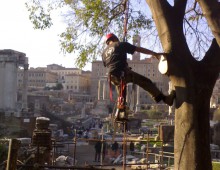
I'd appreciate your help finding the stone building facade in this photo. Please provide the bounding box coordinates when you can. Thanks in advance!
[47,64,82,83]
[17,68,57,89]
[63,73,89,93]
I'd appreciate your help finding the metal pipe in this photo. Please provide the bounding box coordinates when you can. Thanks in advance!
[73,129,77,165]
[123,122,127,170]
[6,139,20,170]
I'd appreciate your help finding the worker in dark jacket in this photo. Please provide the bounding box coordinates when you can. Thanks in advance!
[102,33,175,106]
[111,141,119,156]
[94,140,102,162]
[130,141,135,155]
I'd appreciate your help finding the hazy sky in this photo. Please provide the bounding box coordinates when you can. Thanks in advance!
[0,0,92,71]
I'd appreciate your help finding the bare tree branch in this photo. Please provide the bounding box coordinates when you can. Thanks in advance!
[185,1,197,14]
[197,0,220,45]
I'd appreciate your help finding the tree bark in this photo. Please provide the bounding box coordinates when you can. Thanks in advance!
[196,0,220,46]
[146,0,220,169]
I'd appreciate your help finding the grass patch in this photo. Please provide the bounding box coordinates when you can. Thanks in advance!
[212,161,220,170]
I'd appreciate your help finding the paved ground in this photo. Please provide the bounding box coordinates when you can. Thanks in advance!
[53,141,131,169]
[66,142,129,169]
[54,141,160,170]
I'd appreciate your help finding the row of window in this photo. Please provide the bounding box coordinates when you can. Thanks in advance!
[18,84,43,88]
[56,71,81,75]
[95,72,159,77]
[65,86,87,90]
[66,86,78,90]
[18,79,45,83]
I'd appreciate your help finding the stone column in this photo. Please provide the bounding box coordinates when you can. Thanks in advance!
[4,60,17,110]
[0,50,28,116]
[104,77,109,100]
[106,80,109,100]
[103,80,106,100]
[0,61,5,109]
[98,76,109,101]
[135,85,141,112]
[0,50,26,114]
[98,80,101,100]
[126,83,134,111]
[22,63,29,111]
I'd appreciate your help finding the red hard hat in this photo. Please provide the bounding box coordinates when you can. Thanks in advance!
[105,33,118,44]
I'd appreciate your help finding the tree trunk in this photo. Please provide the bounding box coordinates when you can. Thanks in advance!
[173,39,220,170]
[146,1,220,169]
[168,40,220,170]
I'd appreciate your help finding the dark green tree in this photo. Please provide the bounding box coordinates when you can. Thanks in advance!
[26,0,220,169]
[213,108,220,121]
[0,144,7,163]
[147,110,163,119]
[54,83,63,90]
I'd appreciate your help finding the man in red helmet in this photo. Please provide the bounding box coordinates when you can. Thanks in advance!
[102,33,175,106]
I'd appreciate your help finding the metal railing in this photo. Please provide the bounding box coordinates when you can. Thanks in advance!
[0,132,174,170]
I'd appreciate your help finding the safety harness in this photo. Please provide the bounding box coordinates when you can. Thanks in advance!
[117,75,126,109]
[114,73,128,122]
[108,72,127,122]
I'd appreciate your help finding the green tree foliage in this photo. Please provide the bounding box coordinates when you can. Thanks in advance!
[25,0,213,68]
[25,1,213,68]
[54,83,63,90]
[25,0,153,68]
[44,83,63,90]
[140,109,163,119]
[0,144,7,163]
[213,108,220,121]
[147,110,163,119]
[212,162,220,170]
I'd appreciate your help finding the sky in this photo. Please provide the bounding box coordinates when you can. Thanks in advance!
[0,1,92,71]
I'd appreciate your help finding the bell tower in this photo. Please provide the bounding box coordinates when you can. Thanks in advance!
[132,35,141,61]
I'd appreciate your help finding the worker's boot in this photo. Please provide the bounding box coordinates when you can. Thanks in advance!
[155,90,176,106]
[115,95,129,123]
[115,107,129,123]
